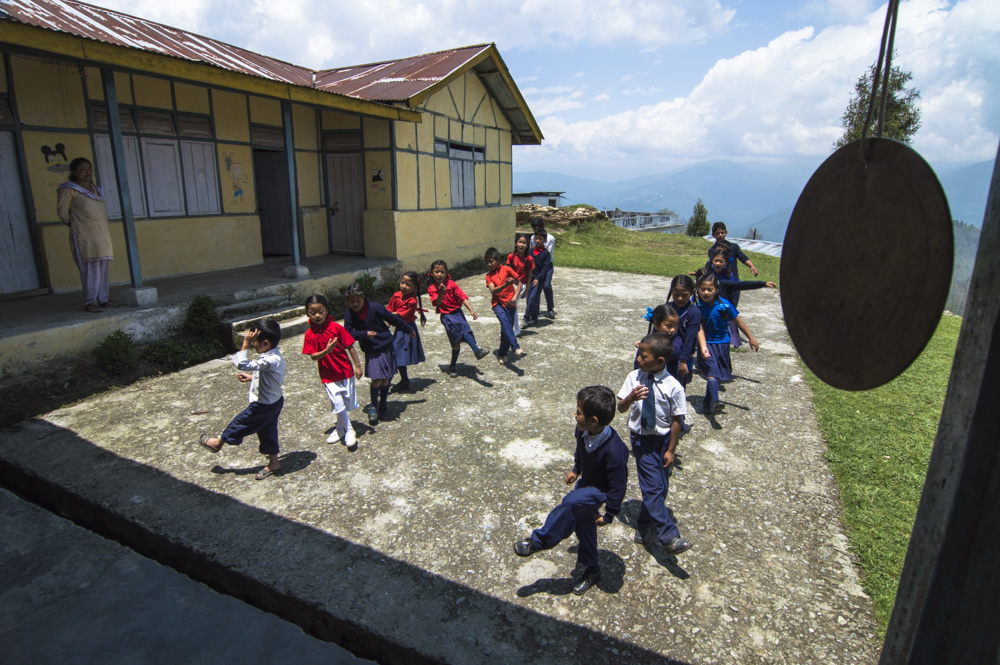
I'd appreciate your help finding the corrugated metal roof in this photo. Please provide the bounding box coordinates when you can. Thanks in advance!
[0,0,315,86]
[704,236,784,257]
[1,0,542,143]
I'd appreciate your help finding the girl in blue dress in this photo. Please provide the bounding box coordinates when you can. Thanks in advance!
[696,273,759,415]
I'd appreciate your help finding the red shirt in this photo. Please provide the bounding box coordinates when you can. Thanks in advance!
[302,318,356,383]
[486,265,519,307]
[427,280,467,314]
[507,252,534,285]
[386,291,420,323]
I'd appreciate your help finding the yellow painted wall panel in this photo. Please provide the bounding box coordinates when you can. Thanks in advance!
[474,125,486,147]
[363,210,398,259]
[449,77,465,121]
[363,117,390,149]
[249,95,282,126]
[416,115,434,153]
[486,162,499,204]
[41,215,262,291]
[395,120,417,151]
[396,151,417,210]
[365,150,392,210]
[295,150,321,207]
[218,143,256,213]
[475,162,485,207]
[300,206,329,257]
[292,103,318,150]
[212,89,250,143]
[435,157,451,209]
[434,115,449,140]
[449,120,462,142]
[322,109,361,130]
[464,72,488,123]
[22,131,93,223]
[486,128,499,161]
[11,56,87,128]
[501,163,511,205]
[472,94,496,127]
[114,71,133,105]
[174,82,210,114]
[501,131,512,163]
[391,207,514,266]
[463,124,474,144]
[85,66,102,100]
[421,88,454,117]
[492,99,511,131]
[133,74,172,109]
[418,154,436,210]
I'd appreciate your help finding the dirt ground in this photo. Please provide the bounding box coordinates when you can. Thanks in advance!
[0,267,881,665]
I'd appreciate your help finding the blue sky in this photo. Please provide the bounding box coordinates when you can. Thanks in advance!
[83,0,999,180]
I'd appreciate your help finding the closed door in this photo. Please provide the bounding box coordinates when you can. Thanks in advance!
[253,150,293,256]
[325,152,365,254]
[0,132,40,295]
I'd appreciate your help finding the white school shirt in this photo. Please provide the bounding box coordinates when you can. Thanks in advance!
[234,347,285,404]
[618,367,687,436]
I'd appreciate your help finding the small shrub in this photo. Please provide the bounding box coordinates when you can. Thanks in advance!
[182,295,223,344]
[355,272,378,295]
[94,329,137,376]
[143,338,218,372]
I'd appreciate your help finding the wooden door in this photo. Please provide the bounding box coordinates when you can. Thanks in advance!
[0,132,40,295]
[253,150,293,256]
[325,152,365,255]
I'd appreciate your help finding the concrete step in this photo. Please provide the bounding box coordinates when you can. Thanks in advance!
[215,295,292,320]
[226,305,310,346]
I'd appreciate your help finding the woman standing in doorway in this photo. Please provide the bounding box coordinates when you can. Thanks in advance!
[57,157,118,312]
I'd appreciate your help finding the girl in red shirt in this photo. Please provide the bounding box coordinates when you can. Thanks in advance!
[507,233,534,336]
[302,295,363,449]
[385,270,427,392]
[427,260,490,377]
[485,246,525,363]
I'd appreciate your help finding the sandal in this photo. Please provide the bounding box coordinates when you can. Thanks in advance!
[255,467,278,480]
[84,303,103,313]
[198,433,221,454]
[101,299,121,308]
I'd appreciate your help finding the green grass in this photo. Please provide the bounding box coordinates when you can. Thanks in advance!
[554,220,956,638]
[805,315,960,636]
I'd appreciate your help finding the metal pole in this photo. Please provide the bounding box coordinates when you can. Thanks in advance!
[282,100,301,266]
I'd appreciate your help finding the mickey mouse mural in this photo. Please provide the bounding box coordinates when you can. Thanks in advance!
[42,143,70,174]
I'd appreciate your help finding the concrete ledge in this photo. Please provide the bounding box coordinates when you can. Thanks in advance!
[121,286,158,308]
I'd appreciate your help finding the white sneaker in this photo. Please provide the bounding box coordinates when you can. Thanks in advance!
[326,429,341,444]
[344,429,358,450]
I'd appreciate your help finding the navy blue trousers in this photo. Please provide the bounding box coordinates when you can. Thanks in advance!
[630,432,680,544]
[525,282,543,320]
[221,397,283,456]
[492,303,519,355]
[530,485,606,575]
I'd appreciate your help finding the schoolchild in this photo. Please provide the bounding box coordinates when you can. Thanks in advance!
[708,247,777,348]
[485,247,525,362]
[302,295,363,449]
[513,385,629,595]
[507,233,534,336]
[385,271,427,392]
[618,332,693,554]
[344,282,416,426]
[696,272,759,414]
[426,260,491,378]
[524,229,553,326]
[635,304,679,375]
[198,319,286,480]
[667,275,709,387]
[530,216,556,317]
[707,222,759,279]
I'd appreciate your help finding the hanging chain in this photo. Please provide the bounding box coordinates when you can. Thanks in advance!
[860,0,900,164]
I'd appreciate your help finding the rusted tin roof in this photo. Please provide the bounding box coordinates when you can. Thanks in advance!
[0,0,315,86]
[316,44,542,144]
[0,0,542,143]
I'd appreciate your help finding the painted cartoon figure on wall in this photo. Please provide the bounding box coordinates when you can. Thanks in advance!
[224,152,243,202]
[41,143,69,174]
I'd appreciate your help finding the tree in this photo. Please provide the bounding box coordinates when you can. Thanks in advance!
[835,56,921,149]
[686,199,710,237]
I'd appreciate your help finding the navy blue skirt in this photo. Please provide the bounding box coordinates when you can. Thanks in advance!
[698,342,733,381]
[364,347,397,380]
[393,326,425,367]
[440,310,473,346]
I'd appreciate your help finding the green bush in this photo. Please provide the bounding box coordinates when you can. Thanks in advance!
[143,338,218,372]
[94,329,137,376]
[181,294,223,344]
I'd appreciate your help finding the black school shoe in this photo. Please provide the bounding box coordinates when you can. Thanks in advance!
[572,570,601,595]
[664,536,692,555]
[367,406,379,426]
[513,539,538,557]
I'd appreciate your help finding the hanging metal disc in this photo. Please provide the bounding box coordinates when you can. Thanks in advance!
[780,138,953,391]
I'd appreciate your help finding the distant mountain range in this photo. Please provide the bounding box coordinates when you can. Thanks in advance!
[514,158,993,242]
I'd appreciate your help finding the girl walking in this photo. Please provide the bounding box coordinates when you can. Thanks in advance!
[302,295,363,449]
[344,283,416,426]
[507,234,534,336]
[426,260,490,377]
[696,273,759,415]
[385,271,427,392]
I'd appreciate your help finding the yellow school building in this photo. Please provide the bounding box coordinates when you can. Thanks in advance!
[0,0,542,300]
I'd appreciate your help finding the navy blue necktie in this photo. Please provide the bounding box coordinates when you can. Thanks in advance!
[641,373,656,430]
